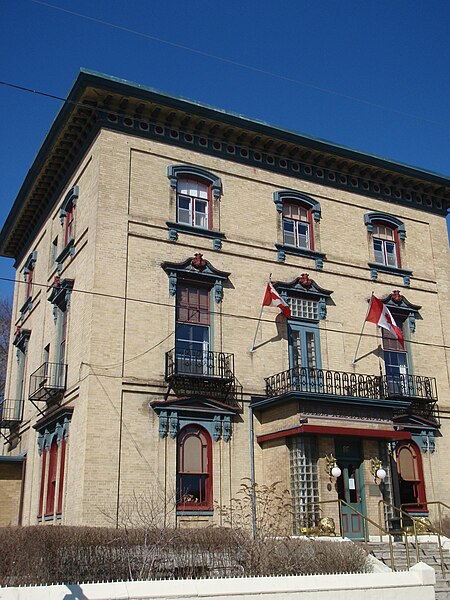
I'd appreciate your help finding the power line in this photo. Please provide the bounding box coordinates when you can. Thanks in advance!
[2,275,450,352]
[28,0,450,131]
[0,79,449,203]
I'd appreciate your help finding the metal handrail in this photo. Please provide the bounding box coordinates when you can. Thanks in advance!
[296,498,396,571]
[378,500,450,577]
[377,499,420,567]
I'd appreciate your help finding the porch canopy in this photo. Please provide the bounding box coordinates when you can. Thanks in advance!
[257,423,411,445]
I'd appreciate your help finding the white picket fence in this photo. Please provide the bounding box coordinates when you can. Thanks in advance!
[0,561,436,600]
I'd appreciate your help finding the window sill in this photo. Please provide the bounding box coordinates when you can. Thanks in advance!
[176,510,213,516]
[368,262,412,286]
[275,243,325,269]
[166,221,225,250]
[55,239,75,272]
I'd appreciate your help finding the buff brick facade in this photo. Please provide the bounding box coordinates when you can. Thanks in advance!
[0,70,449,537]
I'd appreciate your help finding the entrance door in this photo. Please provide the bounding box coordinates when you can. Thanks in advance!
[335,440,367,539]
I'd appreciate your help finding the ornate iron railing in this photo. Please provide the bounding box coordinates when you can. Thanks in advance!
[29,362,67,403]
[265,367,437,403]
[0,399,24,428]
[166,349,234,381]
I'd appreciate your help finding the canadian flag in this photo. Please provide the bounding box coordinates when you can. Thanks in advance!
[262,282,291,318]
[366,295,404,348]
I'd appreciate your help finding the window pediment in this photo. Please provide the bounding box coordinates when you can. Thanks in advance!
[273,190,321,221]
[167,165,222,199]
[48,277,74,312]
[364,212,406,239]
[272,273,333,320]
[162,253,230,302]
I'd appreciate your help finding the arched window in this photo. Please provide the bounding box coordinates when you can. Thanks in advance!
[282,202,312,249]
[364,212,406,269]
[273,191,324,268]
[372,223,400,267]
[167,165,222,234]
[396,441,427,511]
[60,186,79,247]
[177,425,212,510]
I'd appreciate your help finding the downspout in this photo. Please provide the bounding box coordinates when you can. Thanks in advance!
[249,403,257,540]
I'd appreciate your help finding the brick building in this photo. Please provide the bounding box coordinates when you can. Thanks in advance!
[0,70,449,536]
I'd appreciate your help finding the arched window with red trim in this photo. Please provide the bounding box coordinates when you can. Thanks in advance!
[177,425,212,510]
[177,177,212,230]
[364,212,406,271]
[282,202,314,250]
[396,441,427,511]
[372,223,400,268]
[167,165,222,234]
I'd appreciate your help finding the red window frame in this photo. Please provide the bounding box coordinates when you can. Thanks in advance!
[282,202,314,250]
[25,266,34,299]
[372,222,401,268]
[177,284,210,326]
[396,441,427,512]
[37,450,47,518]
[177,425,213,511]
[176,177,213,230]
[64,201,75,246]
[45,438,58,516]
[57,438,66,514]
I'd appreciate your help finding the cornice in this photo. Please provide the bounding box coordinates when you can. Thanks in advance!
[1,69,449,261]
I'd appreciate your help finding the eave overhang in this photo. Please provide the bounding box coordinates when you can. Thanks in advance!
[257,424,412,445]
[2,69,449,263]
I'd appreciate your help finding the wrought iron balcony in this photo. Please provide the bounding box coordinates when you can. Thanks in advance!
[265,367,437,406]
[29,362,67,404]
[165,349,239,406]
[0,399,24,429]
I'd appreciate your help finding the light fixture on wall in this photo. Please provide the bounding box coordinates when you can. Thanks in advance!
[325,454,341,480]
[370,457,387,483]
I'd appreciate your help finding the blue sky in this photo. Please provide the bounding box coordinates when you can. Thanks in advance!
[1,0,449,300]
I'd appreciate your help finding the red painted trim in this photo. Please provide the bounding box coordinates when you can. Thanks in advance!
[45,439,58,516]
[38,451,46,518]
[308,208,315,251]
[177,425,213,511]
[257,424,412,444]
[393,227,401,268]
[57,439,66,515]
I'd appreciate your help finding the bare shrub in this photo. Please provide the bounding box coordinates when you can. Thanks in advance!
[0,525,368,586]
[217,479,294,538]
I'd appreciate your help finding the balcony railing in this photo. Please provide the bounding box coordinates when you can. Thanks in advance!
[0,399,24,428]
[265,367,437,404]
[166,349,235,382]
[29,362,67,404]
[165,349,240,406]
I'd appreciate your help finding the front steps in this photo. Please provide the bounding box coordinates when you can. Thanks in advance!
[366,540,450,599]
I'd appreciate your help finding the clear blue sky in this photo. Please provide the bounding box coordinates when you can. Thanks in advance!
[1,0,449,300]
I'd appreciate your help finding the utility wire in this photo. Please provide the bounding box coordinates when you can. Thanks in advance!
[3,275,450,352]
[28,0,450,131]
[0,80,449,202]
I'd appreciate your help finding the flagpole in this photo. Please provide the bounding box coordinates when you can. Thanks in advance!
[250,304,265,353]
[352,291,374,365]
[250,274,272,353]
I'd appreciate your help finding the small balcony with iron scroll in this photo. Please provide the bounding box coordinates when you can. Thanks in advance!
[262,366,439,423]
[0,399,24,443]
[29,362,67,408]
[165,349,242,409]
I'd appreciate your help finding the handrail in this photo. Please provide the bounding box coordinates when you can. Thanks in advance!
[297,498,396,571]
[381,500,448,578]
[377,500,420,567]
